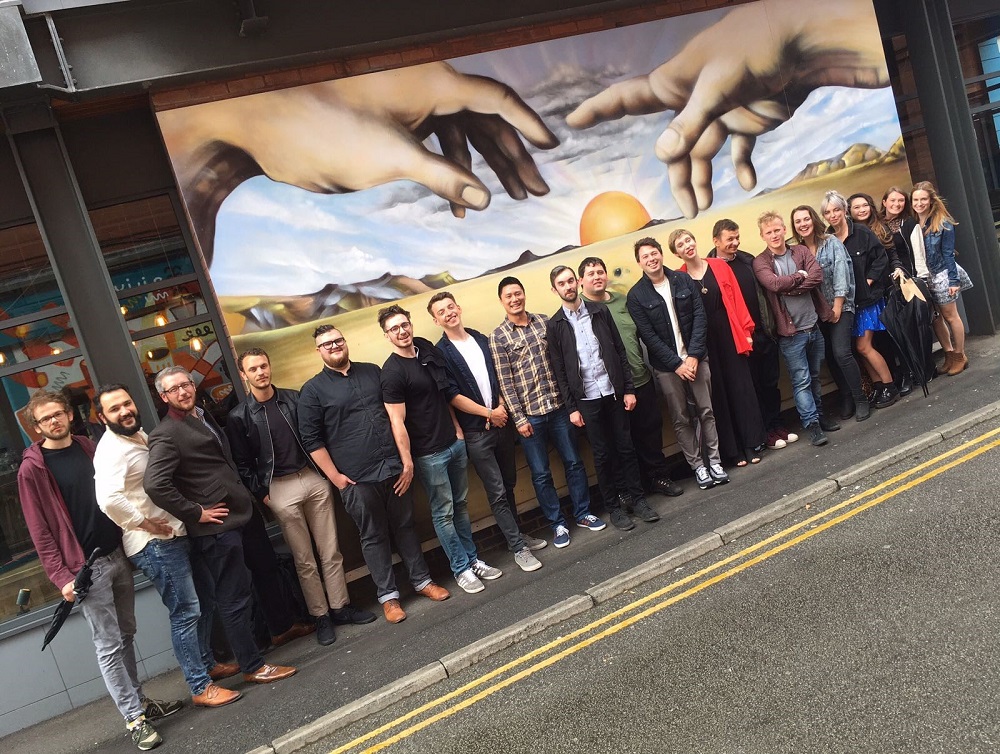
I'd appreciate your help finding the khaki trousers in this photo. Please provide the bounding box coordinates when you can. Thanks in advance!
[268,466,349,616]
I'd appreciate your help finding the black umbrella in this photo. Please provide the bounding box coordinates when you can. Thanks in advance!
[41,548,102,652]
[880,275,935,397]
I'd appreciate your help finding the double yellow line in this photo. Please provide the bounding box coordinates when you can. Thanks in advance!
[332,426,1000,754]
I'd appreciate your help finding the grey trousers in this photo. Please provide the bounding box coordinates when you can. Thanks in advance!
[79,547,145,723]
[653,359,721,470]
[465,426,526,552]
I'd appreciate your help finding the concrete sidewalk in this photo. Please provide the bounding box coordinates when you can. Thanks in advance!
[5,336,999,754]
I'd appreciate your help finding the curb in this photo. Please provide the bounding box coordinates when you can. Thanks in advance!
[252,398,1000,753]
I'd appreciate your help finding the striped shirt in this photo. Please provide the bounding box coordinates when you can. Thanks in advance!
[489,312,563,427]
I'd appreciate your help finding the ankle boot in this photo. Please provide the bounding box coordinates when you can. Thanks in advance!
[937,351,955,376]
[855,395,871,421]
[839,394,856,420]
[945,351,968,376]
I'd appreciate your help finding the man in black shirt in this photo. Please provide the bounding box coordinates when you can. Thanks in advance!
[298,324,450,624]
[379,305,503,595]
[228,348,375,646]
[18,390,182,751]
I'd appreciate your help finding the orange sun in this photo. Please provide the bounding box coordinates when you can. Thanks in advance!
[579,191,652,246]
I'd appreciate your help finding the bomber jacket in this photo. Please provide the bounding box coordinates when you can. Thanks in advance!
[437,328,503,435]
[545,301,634,414]
[226,387,319,502]
[626,269,708,373]
[752,243,832,338]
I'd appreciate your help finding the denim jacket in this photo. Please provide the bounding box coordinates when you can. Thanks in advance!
[923,220,959,285]
[815,235,856,314]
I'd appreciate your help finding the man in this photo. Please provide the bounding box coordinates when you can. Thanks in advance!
[143,367,297,687]
[427,292,546,572]
[18,389,183,751]
[752,212,840,447]
[298,324,450,623]
[546,265,661,531]
[708,219,798,450]
[227,348,375,647]
[489,276,603,549]
[379,304,503,595]
[94,384,241,710]
[579,256,684,497]
[626,237,728,490]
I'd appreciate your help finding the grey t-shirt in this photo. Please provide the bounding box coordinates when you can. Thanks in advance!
[774,252,818,332]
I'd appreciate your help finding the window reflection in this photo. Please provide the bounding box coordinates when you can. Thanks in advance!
[119,281,208,334]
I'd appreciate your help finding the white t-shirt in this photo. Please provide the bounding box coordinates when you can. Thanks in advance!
[653,278,688,360]
[450,335,493,409]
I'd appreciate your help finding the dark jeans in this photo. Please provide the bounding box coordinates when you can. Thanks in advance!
[189,528,264,675]
[465,426,525,552]
[519,407,591,530]
[241,504,294,636]
[579,395,643,509]
[820,311,864,402]
[340,478,432,604]
[748,333,783,431]
[627,379,672,491]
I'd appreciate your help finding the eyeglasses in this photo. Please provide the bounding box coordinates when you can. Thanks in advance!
[385,321,412,335]
[317,338,347,352]
[35,409,68,426]
[162,380,196,396]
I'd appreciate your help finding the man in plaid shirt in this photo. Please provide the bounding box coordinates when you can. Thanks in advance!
[489,276,602,549]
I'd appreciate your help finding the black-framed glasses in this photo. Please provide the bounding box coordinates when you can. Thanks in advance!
[162,380,196,395]
[317,338,347,352]
[385,321,412,335]
[34,409,68,426]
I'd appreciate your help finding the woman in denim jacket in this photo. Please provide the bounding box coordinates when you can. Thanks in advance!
[791,205,869,422]
[912,181,970,375]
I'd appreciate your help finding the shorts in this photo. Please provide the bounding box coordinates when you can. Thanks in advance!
[924,265,973,306]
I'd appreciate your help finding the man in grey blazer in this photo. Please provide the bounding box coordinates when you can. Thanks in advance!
[143,366,296,685]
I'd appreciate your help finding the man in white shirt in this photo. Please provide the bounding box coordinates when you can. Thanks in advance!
[94,384,241,709]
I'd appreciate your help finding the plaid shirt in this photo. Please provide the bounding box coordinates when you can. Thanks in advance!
[489,312,563,427]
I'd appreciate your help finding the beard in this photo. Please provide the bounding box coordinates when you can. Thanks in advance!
[106,412,142,437]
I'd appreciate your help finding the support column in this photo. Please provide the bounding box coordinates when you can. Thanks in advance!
[2,99,161,426]
[896,0,1000,334]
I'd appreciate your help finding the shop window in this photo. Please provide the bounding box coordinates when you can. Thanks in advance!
[119,281,208,334]
[0,222,64,319]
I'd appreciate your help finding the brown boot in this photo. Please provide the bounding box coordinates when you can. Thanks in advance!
[936,351,955,375]
[946,351,968,375]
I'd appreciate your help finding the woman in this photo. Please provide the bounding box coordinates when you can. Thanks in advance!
[669,228,766,466]
[790,205,869,421]
[821,190,899,409]
[911,181,971,375]
[848,193,894,251]
[881,186,920,277]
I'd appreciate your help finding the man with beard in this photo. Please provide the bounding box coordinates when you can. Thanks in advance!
[546,266,659,532]
[298,324,450,624]
[144,367,296,687]
[94,384,242,709]
[18,389,183,751]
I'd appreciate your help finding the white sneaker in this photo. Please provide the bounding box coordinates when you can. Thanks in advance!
[785,432,799,443]
[695,466,714,489]
[522,534,548,551]
[456,569,485,593]
[471,559,503,580]
[513,548,542,572]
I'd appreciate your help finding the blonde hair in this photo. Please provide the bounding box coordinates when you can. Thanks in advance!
[912,181,956,234]
[757,211,784,230]
[667,228,695,254]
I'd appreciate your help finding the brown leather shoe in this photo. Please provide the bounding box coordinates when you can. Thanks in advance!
[945,351,968,376]
[416,582,450,601]
[270,622,316,647]
[382,599,406,623]
[208,661,240,681]
[243,663,297,684]
[192,683,242,708]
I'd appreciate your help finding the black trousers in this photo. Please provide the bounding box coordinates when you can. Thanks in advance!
[241,505,295,636]
[579,394,643,509]
[628,379,673,490]
[748,333,782,431]
[820,312,865,402]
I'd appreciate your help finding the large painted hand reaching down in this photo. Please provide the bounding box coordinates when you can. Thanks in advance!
[158,62,559,264]
[566,0,889,218]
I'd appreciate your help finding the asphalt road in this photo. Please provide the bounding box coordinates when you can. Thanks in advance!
[309,418,1000,754]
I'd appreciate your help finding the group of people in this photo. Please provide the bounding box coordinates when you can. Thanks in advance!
[16,180,969,750]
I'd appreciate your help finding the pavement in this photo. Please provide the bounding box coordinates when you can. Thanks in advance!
[4,335,999,754]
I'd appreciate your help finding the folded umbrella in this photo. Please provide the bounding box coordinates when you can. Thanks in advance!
[880,275,934,397]
[41,548,102,652]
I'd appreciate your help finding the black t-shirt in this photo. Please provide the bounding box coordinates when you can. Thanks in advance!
[42,442,122,558]
[262,395,308,476]
[381,352,456,457]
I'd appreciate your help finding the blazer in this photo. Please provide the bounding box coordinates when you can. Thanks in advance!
[437,328,503,435]
[144,408,253,537]
[626,268,708,373]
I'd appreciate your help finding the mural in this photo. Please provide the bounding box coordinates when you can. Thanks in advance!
[156,0,910,389]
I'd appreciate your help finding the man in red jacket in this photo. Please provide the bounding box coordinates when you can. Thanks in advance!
[17,389,182,751]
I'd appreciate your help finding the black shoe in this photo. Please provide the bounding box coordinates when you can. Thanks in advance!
[651,477,684,497]
[609,507,635,531]
[630,497,660,523]
[807,423,828,446]
[818,416,841,432]
[898,374,914,397]
[615,492,634,510]
[855,398,871,422]
[873,383,899,409]
[330,604,377,625]
[838,395,856,420]
[315,614,337,646]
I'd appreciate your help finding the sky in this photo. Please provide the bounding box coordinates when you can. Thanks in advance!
[207,4,904,298]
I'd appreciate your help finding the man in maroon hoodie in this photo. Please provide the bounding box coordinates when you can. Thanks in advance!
[17,389,181,751]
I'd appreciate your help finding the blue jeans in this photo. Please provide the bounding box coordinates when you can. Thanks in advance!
[414,438,477,577]
[519,407,592,530]
[130,537,212,695]
[779,327,825,428]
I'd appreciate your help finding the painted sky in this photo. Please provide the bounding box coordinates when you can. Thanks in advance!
[210,6,903,298]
